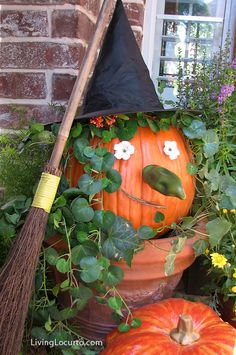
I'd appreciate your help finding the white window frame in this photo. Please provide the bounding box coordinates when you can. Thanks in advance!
[142,0,236,88]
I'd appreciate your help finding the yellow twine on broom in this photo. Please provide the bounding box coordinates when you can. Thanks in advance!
[32,173,61,213]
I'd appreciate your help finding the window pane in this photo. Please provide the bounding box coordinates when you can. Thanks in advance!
[161,20,223,58]
[164,0,226,17]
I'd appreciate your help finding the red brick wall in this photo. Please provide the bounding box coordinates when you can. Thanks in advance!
[0,0,145,129]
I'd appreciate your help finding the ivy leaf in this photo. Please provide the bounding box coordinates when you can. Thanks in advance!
[193,239,209,256]
[118,323,131,333]
[70,123,82,138]
[102,216,138,259]
[31,327,48,341]
[105,169,122,193]
[56,258,70,274]
[108,296,122,311]
[172,237,187,253]
[79,256,101,283]
[0,218,15,238]
[202,130,219,158]
[206,218,231,248]
[93,210,116,230]
[187,162,198,176]
[60,279,70,289]
[70,286,93,301]
[78,174,102,195]
[44,247,59,266]
[4,212,20,225]
[63,188,80,200]
[73,137,90,164]
[137,225,156,240]
[183,120,206,139]
[91,152,114,173]
[117,120,138,140]
[95,147,108,156]
[71,197,94,222]
[58,308,78,321]
[165,251,176,276]
[131,318,142,328]
[53,195,67,208]
[71,241,98,265]
[48,329,73,342]
[102,265,124,286]
[102,130,113,143]
[147,118,160,132]
[83,146,95,158]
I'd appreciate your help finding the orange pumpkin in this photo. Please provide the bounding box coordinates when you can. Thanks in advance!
[102,298,236,355]
[66,126,195,232]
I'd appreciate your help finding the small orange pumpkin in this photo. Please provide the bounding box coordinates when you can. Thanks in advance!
[102,298,236,355]
[66,126,195,232]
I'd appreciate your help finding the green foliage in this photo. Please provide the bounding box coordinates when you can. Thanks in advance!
[0,120,53,200]
[172,36,236,309]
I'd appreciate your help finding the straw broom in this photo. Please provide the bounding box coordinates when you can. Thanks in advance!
[0,1,116,353]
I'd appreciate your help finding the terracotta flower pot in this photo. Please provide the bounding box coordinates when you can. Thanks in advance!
[46,221,206,341]
[218,296,236,328]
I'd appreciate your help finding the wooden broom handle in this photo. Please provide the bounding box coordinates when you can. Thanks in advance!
[49,0,117,168]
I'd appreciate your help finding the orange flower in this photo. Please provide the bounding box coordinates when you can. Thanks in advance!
[90,116,104,128]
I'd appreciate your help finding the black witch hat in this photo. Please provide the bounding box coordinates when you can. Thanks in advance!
[76,0,163,120]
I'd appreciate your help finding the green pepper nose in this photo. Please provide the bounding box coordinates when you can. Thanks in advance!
[142,165,186,200]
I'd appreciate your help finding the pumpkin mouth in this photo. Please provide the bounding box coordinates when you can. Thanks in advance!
[120,188,167,209]
[170,314,200,345]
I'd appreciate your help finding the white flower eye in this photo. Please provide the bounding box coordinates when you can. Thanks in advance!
[164,141,180,160]
[114,141,135,160]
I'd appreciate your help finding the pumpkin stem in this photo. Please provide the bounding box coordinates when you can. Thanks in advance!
[169,314,200,345]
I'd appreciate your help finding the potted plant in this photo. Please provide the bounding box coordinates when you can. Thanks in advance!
[171,38,236,326]
[39,104,210,341]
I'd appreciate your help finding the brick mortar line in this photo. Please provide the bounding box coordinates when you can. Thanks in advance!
[0,4,97,23]
[0,68,79,75]
[0,98,50,105]
[45,69,53,102]
[47,7,52,38]
[123,0,144,3]
[1,37,88,46]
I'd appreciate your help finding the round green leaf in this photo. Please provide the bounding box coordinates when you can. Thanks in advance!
[79,256,101,283]
[70,123,82,138]
[76,231,88,243]
[118,323,131,333]
[83,146,95,158]
[105,169,122,193]
[187,162,198,176]
[73,137,90,163]
[93,210,116,230]
[117,120,138,140]
[131,317,142,328]
[103,265,124,286]
[56,258,70,274]
[71,241,98,265]
[63,188,80,200]
[78,174,102,195]
[71,197,94,222]
[95,147,108,156]
[70,286,93,301]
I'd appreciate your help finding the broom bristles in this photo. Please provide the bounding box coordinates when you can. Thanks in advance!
[0,166,61,355]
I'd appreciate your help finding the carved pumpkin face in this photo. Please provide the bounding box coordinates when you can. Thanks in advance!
[67,126,195,234]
